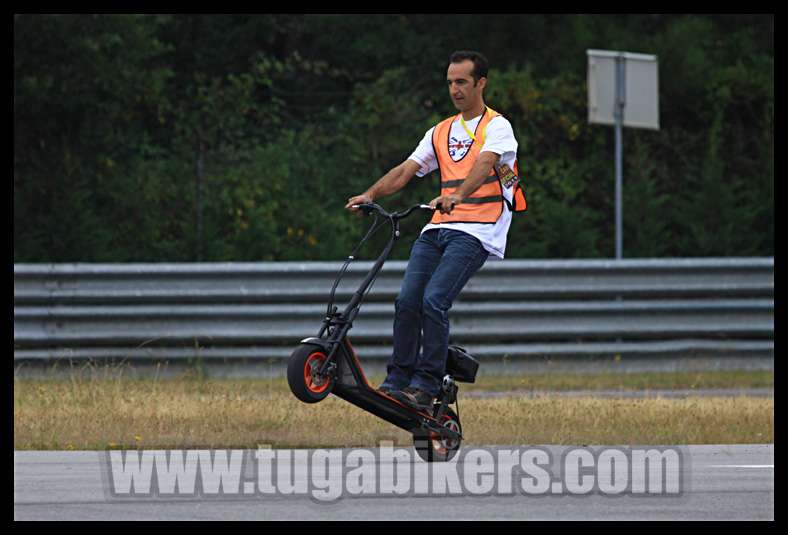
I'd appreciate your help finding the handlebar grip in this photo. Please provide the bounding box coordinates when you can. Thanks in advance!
[351,203,376,216]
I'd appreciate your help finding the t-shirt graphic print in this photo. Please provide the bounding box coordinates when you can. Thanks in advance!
[448,136,473,160]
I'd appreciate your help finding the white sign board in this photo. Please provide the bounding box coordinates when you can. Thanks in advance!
[587,49,660,130]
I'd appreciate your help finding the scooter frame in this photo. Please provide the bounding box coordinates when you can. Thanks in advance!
[287,202,467,457]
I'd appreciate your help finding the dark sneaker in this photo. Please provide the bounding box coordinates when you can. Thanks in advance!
[391,387,434,411]
[377,384,399,396]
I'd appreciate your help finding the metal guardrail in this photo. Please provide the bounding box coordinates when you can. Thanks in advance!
[13,258,774,363]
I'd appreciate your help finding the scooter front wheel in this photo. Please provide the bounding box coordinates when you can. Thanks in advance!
[287,344,334,403]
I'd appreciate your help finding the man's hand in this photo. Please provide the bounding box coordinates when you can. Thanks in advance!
[345,194,374,216]
[429,193,463,214]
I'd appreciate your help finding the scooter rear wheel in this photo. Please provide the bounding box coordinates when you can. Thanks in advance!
[287,344,334,403]
[413,407,462,463]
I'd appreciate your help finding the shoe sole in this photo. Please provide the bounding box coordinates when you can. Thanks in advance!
[390,390,432,412]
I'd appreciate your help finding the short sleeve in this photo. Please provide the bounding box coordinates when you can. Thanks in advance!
[408,126,439,177]
[480,116,518,157]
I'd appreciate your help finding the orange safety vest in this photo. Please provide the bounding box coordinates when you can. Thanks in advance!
[430,107,527,225]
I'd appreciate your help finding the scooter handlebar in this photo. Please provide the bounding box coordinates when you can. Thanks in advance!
[350,202,436,220]
[394,203,436,220]
[350,202,380,216]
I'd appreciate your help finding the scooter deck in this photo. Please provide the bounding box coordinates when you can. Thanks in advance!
[332,382,434,433]
[327,338,457,438]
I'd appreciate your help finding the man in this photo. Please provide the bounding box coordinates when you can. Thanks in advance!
[345,50,526,411]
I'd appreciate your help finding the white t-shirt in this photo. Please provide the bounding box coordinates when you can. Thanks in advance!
[408,113,519,259]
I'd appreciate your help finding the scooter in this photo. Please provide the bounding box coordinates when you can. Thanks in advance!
[286,201,480,462]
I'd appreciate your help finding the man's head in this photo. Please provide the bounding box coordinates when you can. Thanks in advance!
[447,50,489,114]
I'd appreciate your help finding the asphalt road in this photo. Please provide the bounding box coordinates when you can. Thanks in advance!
[14,444,773,520]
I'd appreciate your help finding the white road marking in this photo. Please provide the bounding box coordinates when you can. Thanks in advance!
[709,465,773,468]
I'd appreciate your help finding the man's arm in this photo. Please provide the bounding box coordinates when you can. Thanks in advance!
[429,151,500,213]
[345,159,422,211]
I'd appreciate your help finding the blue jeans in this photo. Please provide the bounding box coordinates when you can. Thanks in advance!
[382,228,489,397]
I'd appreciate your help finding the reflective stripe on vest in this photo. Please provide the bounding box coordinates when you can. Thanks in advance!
[430,107,503,224]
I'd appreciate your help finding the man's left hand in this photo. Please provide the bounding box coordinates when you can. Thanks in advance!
[429,193,463,214]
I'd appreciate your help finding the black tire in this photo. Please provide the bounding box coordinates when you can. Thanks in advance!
[413,406,462,463]
[287,344,334,403]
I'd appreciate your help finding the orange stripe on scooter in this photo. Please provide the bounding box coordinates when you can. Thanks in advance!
[345,338,434,419]
[344,338,370,387]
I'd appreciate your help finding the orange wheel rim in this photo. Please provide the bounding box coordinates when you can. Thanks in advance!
[304,352,330,394]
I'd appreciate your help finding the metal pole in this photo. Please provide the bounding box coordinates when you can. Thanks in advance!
[614,54,626,260]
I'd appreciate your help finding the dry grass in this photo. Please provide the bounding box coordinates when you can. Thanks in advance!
[464,369,774,392]
[14,370,773,450]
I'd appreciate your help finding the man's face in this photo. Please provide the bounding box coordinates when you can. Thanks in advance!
[447,59,486,112]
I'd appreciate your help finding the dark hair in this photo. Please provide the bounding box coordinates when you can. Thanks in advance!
[449,50,489,82]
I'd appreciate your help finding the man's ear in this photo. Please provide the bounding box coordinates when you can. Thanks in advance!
[477,76,487,90]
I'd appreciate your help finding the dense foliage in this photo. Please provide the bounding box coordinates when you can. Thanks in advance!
[14,14,773,261]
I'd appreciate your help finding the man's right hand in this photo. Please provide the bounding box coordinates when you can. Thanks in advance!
[345,194,374,215]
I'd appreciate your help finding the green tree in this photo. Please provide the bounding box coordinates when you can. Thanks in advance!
[14,14,174,261]
[13,14,773,262]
